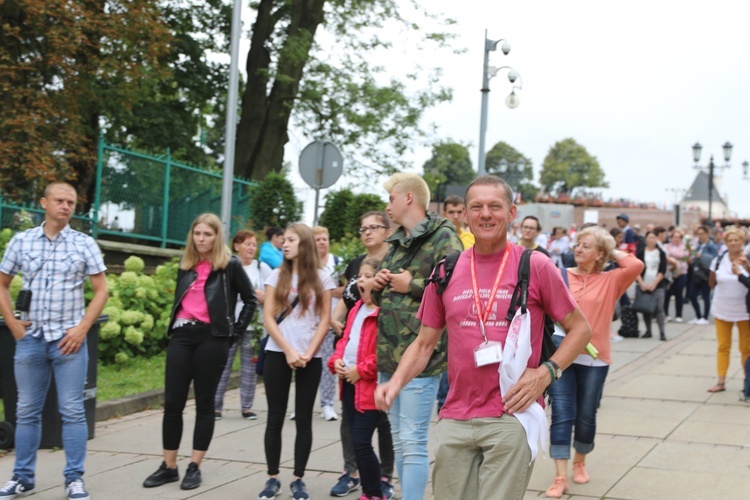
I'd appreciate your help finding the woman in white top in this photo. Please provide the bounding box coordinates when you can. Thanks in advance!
[635,232,668,341]
[214,230,271,420]
[257,223,334,500]
[548,227,571,268]
[707,227,750,393]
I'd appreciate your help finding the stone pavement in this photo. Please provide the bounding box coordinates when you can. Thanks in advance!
[2,319,750,499]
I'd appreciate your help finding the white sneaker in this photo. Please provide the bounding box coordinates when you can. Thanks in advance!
[666,316,673,322]
[688,318,700,325]
[610,334,624,344]
[673,317,683,323]
[289,412,296,420]
[321,405,338,421]
[697,318,710,325]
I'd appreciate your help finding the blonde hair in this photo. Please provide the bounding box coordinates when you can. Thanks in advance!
[273,223,325,317]
[312,226,329,236]
[576,226,615,272]
[723,226,746,242]
[180,213,230,270]
[383,173,430,209]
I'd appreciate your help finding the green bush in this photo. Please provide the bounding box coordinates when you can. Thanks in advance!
[319,189,386,241]
[99,256,178,364]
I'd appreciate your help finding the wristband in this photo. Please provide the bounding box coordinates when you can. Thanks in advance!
[542,362,555,385]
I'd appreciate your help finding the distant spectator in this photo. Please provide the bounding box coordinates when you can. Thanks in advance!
[518,216,549,255]
[664,229,689,323]
[442,195,474,249]
[688,225,718,325]
[616,214,637,254]
[259,227,284,269]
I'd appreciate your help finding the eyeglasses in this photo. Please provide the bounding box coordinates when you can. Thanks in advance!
[359,225,388,234]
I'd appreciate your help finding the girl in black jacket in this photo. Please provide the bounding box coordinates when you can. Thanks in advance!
[143,213,257,491]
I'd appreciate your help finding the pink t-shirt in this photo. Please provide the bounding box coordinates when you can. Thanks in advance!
[175,260,212,323]
[418,244,577,420]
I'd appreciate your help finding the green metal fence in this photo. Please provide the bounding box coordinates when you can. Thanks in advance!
[0,137,257,247]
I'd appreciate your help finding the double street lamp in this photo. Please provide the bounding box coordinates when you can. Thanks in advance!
[477,30,523,177]
[692,141,733,225]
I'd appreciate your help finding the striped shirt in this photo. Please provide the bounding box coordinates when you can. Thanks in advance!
[0,223,107,341]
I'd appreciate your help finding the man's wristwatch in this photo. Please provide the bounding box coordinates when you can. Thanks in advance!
[547,360,562,379]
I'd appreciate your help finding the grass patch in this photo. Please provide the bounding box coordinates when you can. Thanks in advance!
[97,353,167,402]
[96,350,242,402]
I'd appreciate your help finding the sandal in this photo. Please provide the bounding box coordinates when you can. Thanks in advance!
[707,383,726,393]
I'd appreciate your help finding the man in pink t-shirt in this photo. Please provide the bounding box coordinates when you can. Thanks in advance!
[375,175,591,500]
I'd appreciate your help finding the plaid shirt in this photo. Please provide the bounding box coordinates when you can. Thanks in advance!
[0,223,106,341]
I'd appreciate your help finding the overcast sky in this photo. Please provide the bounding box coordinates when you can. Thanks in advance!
[241,0,750,221]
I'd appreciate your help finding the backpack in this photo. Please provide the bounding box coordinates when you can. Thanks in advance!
[427,248,558,364]
[505,248,558,364]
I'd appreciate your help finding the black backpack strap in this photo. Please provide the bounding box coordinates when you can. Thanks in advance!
[426,251,462,295]
[506,248,532,321]
[714,251,727,272]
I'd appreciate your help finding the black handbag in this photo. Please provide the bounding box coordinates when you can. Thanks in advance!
[632,290,658,315]
[255,296,299,375]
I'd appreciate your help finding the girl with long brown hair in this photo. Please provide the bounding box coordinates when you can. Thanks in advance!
[257,223,335,500]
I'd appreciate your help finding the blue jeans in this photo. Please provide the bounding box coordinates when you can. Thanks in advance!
[380,373,439,500]
[13,334,89,484]
[547,363,609,460]
[689,279,712,319]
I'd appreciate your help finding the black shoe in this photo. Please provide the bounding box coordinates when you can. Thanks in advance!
[143,461,179,488]
[641,331,652,338]
[660,333,667,341]
[180,462,202,490]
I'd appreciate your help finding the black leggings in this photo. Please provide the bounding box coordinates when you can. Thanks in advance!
[263,351,322,477]
[162,324,230,451]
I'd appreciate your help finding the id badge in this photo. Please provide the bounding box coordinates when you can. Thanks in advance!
[474,341,503,367]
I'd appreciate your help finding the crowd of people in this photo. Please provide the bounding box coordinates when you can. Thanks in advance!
[2,178,750,500]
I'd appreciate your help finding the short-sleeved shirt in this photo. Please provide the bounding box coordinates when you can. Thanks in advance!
[264,268,335,356]
[711,253,750,322]
[0,224,107,341]
[418,244,576,420]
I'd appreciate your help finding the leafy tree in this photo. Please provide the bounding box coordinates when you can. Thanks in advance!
[1,0,234,208]
[347,193,386,228]
[107,0,235,167]
[539,138,608,196]
[485,141,537,203]
[422,140,475,201]
[319,189,355,241]
[234,0,455,181]
[249,172,303,230]
[0,0,171,203]
[319,189,386,241]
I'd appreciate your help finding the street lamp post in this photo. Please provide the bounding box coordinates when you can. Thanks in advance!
[665,188,688,226]
[692,141,733,225]
[742,160,750,179]
[477,30,522,177]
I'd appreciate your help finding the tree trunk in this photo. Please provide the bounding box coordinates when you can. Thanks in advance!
[234,0,327,180]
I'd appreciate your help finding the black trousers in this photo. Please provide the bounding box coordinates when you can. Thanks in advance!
[263,351,322,477]
[341,382,382,497]
[162,324,230,451]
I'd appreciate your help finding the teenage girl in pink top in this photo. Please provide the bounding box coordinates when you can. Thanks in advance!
[143,213,256,491]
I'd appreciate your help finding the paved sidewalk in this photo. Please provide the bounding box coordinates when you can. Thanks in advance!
[2,320,750,499]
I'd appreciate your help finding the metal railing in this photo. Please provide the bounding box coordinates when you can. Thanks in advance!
[0,137,257,247]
